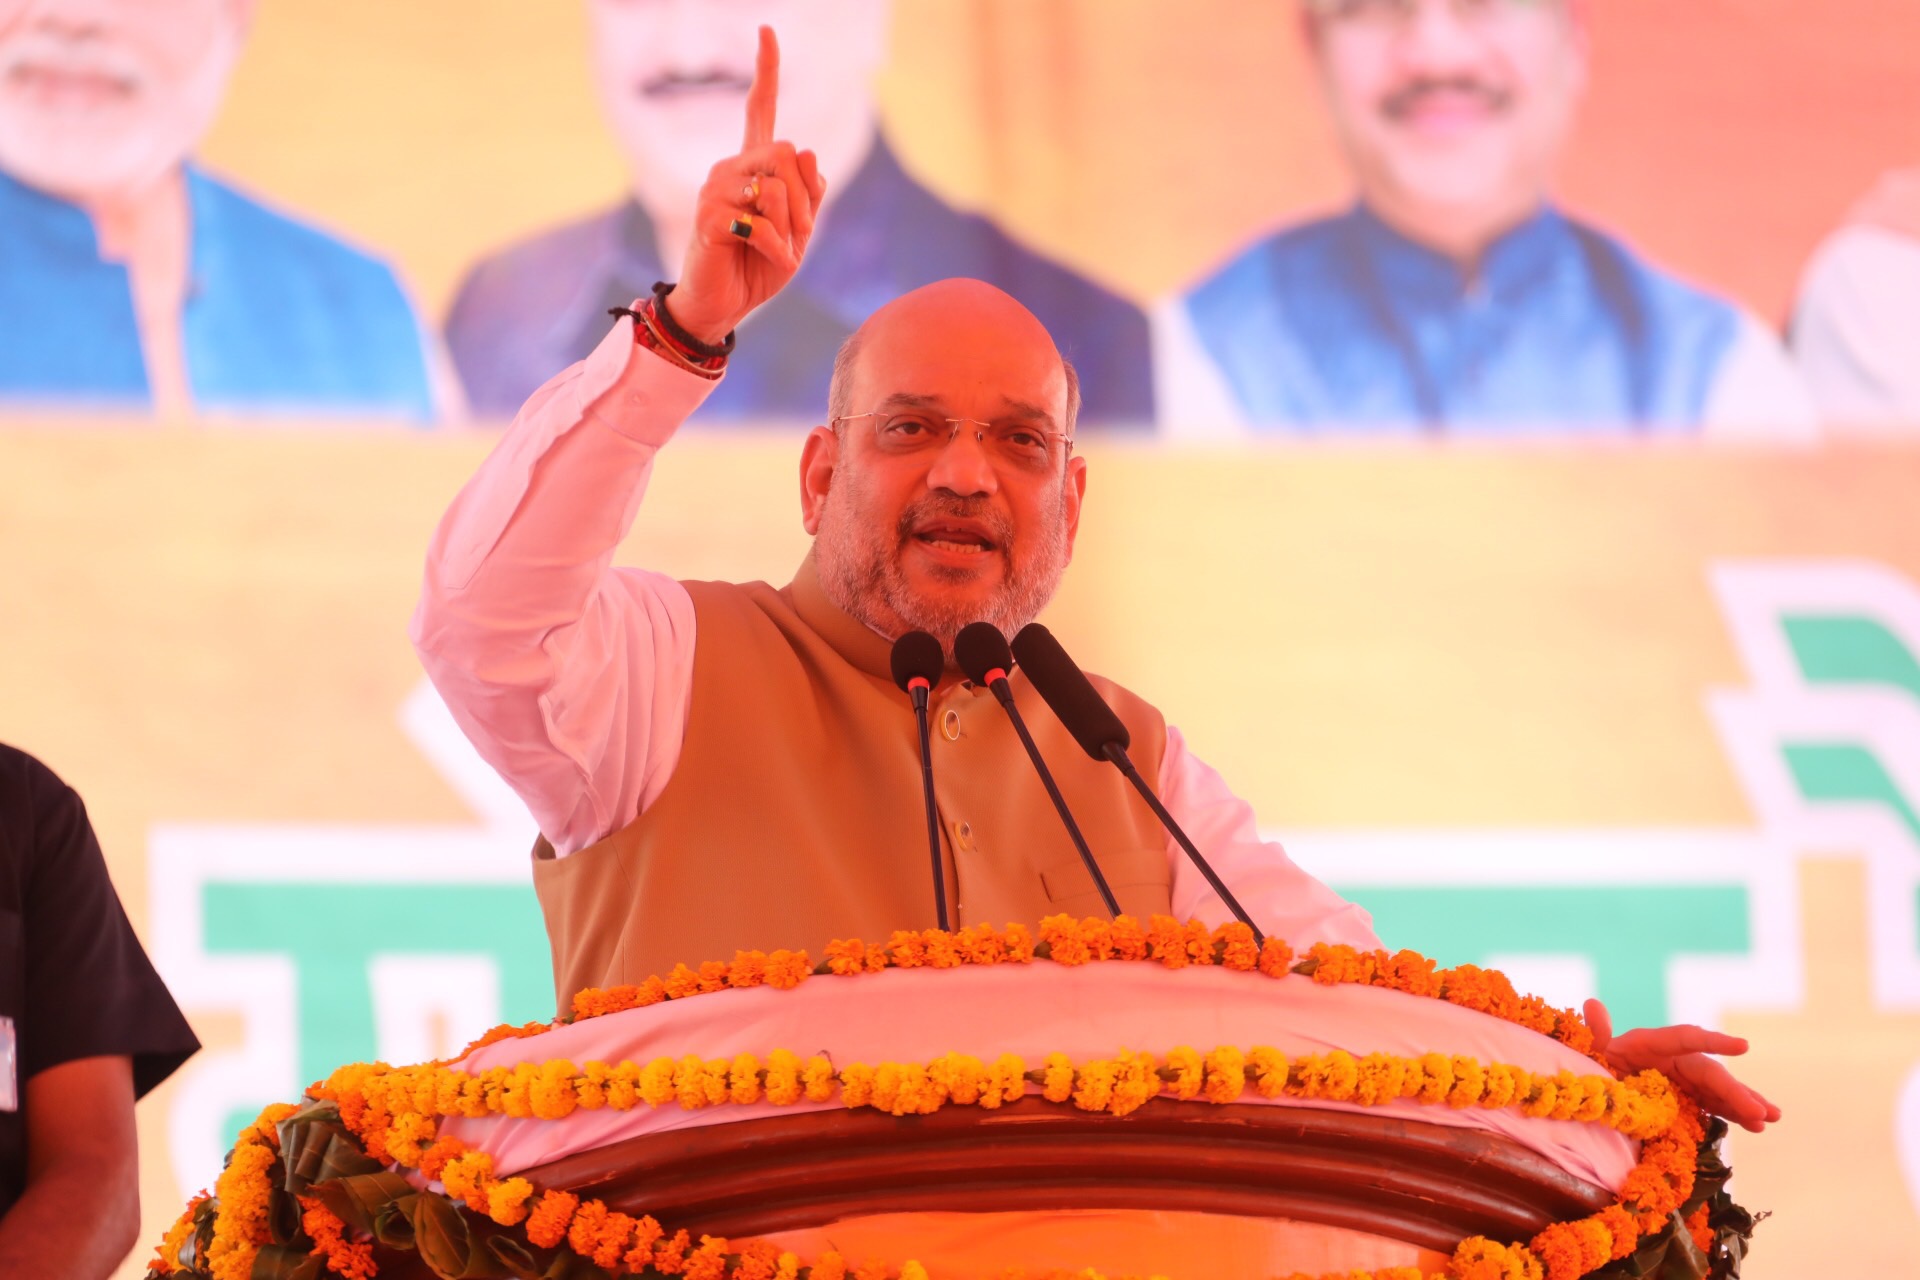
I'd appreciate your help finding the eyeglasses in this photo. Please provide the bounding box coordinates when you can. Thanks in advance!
[832,410,1074,474]
[1306,0,1546,28]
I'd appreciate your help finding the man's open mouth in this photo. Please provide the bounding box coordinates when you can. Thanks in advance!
[913,523,999,556]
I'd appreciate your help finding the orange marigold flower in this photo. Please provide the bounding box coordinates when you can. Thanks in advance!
[1039,914,1090,965]
[1448,1055,1487,1109]
[664,964,705,999]
[1110,1049,1160,1117]
[697,960,730,993]
[1071,1058,1117,1113]
[840,1063,877,1108]
[623,1216,666,1269]
[1080,916,1116,960]
[922,930,963,968]
[640,1056,678,1106]
[1184,919,1214,966]
[1256,936,1294,978]
[1108,915,1148,961]
[988,1053,1027,1106]
[1004,923,1036,963]
[1216,922,1259,971]
[525,1189,579,1249]
[888,930,929,969]
[685,1237,729,1280]
[728,950,768,989]
[568,1201,613,1259]
[811,1253,848,1280]
[1597,1205,1639,1260]
[418,1135,467,1181]
[1685,1201,1714,1254]
[824,937,868,976]
[1382,949,1440,997]
[593,1211,641,1269]
[652,1229,692,1276]
[1305,942,1362,985]
[1145,915,1187,969]
[486,1176,534,1227]
[765,949,813,989]
[1354,1052,1404,1107]
[958,924,1006,964]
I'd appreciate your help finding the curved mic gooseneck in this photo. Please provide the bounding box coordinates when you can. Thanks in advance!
[1011,622,1265,945]
[890,630,951,930]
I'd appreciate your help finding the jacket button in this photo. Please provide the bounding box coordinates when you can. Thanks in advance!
[951,819,974,852]
[942,709,962,741]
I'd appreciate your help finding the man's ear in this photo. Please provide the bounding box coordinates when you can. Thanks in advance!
[799,425,839,535]
[1061,455,1089,562]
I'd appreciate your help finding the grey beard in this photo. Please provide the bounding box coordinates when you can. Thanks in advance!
[814,491,1070,655]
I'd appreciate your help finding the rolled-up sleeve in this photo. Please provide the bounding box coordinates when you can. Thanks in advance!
[411,319,719,854]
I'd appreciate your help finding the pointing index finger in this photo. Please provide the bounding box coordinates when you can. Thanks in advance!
[743,25,779,150]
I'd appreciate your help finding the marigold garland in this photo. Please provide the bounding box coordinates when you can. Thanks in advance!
[452,917,1598,1069]
[147,922,1743,1280]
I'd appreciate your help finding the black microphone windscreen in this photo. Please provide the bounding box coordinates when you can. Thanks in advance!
[953,621,1013,686]
[1011,623,1131,760]
[890,630,945,693]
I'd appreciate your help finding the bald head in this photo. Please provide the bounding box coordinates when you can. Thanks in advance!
[828,279,1080,434]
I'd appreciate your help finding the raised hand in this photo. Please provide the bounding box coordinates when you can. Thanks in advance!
[1583,998,1782,1133]
[665,26,828,345]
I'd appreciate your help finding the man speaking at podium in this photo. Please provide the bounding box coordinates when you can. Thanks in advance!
[413,29,1776,1133]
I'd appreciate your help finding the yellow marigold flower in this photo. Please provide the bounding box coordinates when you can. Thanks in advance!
[1041,1052,1076,1103]
[1353,1052,1403,1107]
[1573,1076,1609,1125]
[486,1176,533,1226]
[840,1063,877,1108]
[674,1055,708,1110]
[575,1061,610,1111]
[934,1052,986,1106]
[901,1263,931,1280]
[532,1059,580,1121]
[1449,1055,1487,1109]
[1004,922,1036,963]
[764,1049,802,1106]
[730,1052,764,1105]
[1204,1047,1247,1104]
[1524,1075,1559,1119]
[1072,1059,1117,1113]
[765,948,812,989]
[1109,915,1148,961]
[729,950,768,988]
[872,1063,904,1114]
[1164,1046,1204,1101]
[1247,1046,1289,1098]
[825,937,868,976]
[775,1252,802,1280]
[1110,1049,1159,1117]
[1547,1070,1585,1122]
[1319,1050,1359,1102]
[988,1053,1027,1107]
[439,1150,494,1206]
[811,1253,848,1280]
[639,1057,677,1107]
[206,1137,277,1280]
[1482,1063,1519,1111]
[803,1055,838,1102]
[1416,1053,1453,1106]
[501,1062,539,1119]
[700,1057,731,1106]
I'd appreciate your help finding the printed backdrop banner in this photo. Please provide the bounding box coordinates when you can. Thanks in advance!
[3,426,1917,1275]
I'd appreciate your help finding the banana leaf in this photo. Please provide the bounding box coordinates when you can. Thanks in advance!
[267,1186,304,1246]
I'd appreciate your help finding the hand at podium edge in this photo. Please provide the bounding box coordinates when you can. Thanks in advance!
[1584,998,1782,1134]
[665,25,828,346]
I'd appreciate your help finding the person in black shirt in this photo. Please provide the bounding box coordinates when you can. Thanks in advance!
[0,744,199,1278]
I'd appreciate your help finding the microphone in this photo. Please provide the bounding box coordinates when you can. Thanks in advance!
[953,621,1120,918]
[891,630,951,931]
[1011,622,1265,945]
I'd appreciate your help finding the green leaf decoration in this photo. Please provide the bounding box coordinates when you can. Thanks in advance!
[248,1244,326,1280]
[278,1100,384,1193]
[313,1170,417,1238]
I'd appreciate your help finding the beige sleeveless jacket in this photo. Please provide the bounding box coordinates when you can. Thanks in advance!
[532,555,1172,1012]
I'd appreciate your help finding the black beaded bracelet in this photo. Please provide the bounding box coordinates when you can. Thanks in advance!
[648,281,737,359]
